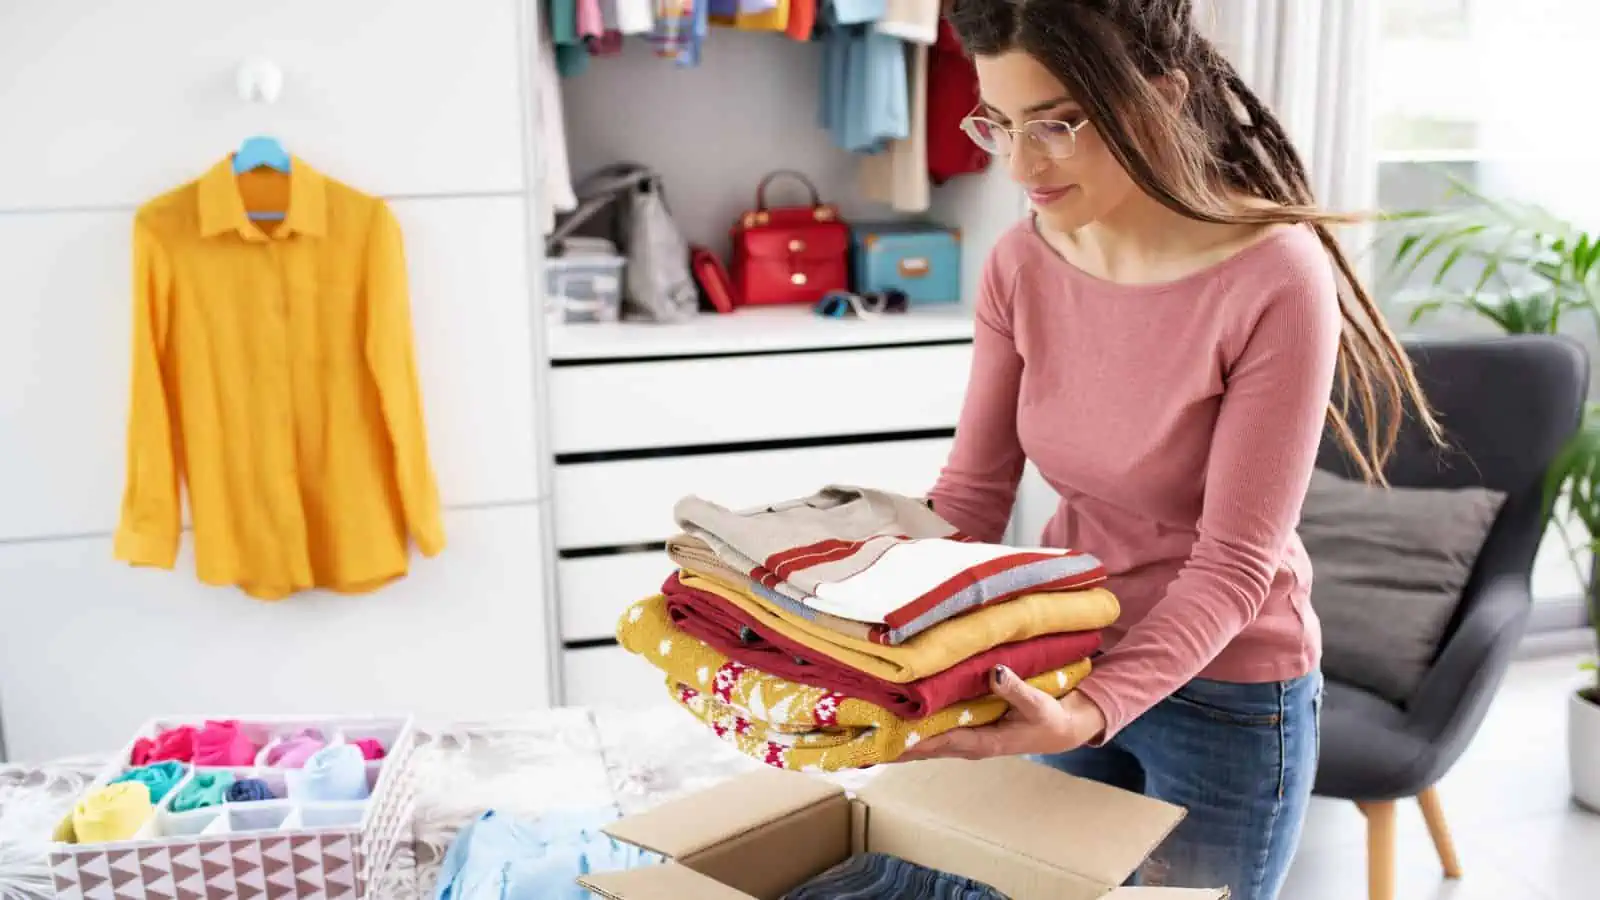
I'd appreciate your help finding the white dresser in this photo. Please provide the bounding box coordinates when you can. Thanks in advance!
[541,306,977,707]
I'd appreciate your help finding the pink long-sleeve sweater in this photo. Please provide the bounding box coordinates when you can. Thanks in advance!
[927,219,1340,743]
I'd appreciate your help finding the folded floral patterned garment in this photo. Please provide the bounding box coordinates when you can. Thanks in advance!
[671,568,1119,683]
[673,485,1106,644]
[662,570,1102,718]
[615,594,1092,771]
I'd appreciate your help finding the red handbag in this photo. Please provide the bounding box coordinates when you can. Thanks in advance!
[730,170,850,305]
[690,244,738,314]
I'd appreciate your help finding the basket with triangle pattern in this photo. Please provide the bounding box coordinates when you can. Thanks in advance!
[46,714,416,900]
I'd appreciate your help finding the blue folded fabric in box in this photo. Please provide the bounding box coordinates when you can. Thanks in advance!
[784,852,1010,900]
[433,807,662,900]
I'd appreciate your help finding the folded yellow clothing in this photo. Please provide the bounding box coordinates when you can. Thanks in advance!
[618,594,1093,771]
[675,569,1119,682]
[55,782,153,844]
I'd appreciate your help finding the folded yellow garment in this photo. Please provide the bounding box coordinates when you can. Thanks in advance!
[60,782,153,844]
[618,594,1093,771]
[675,569,1120,682]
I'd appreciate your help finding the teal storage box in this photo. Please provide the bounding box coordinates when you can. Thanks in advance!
[850,222,962,304]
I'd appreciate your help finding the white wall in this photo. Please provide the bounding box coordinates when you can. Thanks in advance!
[560,33,896,259]
[0,0,552,761]
[0,3,1038,762]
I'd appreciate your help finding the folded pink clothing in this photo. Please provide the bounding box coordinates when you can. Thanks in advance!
[265,729,327,768]
[193,720,259,767]
[352,739,386,761]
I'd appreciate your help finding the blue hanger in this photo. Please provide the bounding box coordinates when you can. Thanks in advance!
[233,136,290,221]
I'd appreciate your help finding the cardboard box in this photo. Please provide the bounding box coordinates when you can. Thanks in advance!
[579,757,1225,899]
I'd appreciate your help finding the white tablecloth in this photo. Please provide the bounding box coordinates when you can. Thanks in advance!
[0,706,878,899]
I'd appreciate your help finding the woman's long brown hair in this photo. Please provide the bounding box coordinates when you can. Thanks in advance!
[947,0,1444,483]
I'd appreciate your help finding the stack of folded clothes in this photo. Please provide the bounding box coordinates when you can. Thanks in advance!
[614,485,1122,772]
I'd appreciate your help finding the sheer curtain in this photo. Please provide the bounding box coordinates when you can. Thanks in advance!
[1193,0,1380,237]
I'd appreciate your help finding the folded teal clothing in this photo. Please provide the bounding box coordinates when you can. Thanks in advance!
[433,808,662,900]
[110,761,187,804]
[169,771,235,813]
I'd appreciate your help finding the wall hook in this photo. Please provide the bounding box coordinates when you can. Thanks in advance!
[236,58,284,104]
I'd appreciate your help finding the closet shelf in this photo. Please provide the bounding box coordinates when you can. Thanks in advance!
[545,304,975,362]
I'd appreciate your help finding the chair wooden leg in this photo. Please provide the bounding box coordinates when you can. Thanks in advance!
[1356,800,1396,900]
[1416,786,1463,878]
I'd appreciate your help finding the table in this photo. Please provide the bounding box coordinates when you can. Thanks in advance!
[0,707,878,898]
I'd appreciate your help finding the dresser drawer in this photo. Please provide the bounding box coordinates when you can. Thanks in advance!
[549,343,972,454]
[552,436,953,550]
[558,551,676,642]
[562,646,673,709]
[0,0,523,209]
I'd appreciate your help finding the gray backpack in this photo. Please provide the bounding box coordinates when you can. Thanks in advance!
[547,163,698,323]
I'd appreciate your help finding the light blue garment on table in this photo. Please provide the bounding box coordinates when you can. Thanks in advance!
[433,807,663,900]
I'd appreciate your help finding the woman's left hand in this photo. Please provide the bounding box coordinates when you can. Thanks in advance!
[896,666,1108,762]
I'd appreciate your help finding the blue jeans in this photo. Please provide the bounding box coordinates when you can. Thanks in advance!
[1033,670,1322,900]
[783,852,1008,899]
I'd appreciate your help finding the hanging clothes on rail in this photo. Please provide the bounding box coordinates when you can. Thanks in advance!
[785,0,818,41]
[927,18,991,183]
[115,158,445,600]
[536,23,579,233]
[613,0,656,33]
[648,0,710,66]
[874,0,938,44]
[710,0,797,32]
[550,0,593,76]
[859,38,930,211]
[820,25,909,153]
[591,0,625,56]
[577,0,606,39]
[825,0,887,25]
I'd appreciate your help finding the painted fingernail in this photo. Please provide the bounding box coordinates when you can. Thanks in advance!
[993,665,1009,683]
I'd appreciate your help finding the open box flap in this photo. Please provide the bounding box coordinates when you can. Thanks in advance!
[602,767,844,859]
[857,758,1186,889]
[579,861,755,899]
[1102,888,1228,898]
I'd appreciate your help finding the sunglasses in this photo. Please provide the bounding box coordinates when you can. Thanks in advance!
[813,289,910,319]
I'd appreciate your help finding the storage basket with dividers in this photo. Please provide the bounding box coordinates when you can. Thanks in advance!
[47,714,416,900]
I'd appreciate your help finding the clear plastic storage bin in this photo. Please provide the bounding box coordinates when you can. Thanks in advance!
[545,254,626,325]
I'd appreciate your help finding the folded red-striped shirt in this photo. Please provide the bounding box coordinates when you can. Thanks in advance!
[675,485,1107,644]
[661,572,1102,719]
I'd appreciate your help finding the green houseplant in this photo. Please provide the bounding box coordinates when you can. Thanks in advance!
[1384,175,1600,335]
[1383,176,1600,810]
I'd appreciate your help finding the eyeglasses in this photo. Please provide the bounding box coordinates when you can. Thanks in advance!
[813,289,909,319]
[960,112,1092,160]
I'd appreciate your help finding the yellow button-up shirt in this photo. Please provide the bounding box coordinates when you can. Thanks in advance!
[114,157,445,600]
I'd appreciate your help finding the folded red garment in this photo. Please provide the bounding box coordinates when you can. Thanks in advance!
[131,725,197,765]
[662,573,1102,718]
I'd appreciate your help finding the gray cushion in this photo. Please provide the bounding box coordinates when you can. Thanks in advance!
[1300,468,1505,706]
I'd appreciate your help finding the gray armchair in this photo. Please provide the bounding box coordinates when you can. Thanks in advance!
[1311,335,1589,900]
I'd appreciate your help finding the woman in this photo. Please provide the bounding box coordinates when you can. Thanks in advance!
[896,1,1442,897]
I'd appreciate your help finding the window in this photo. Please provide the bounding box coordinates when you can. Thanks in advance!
[1374,0,1600,216]
[1375,1,1599,618]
